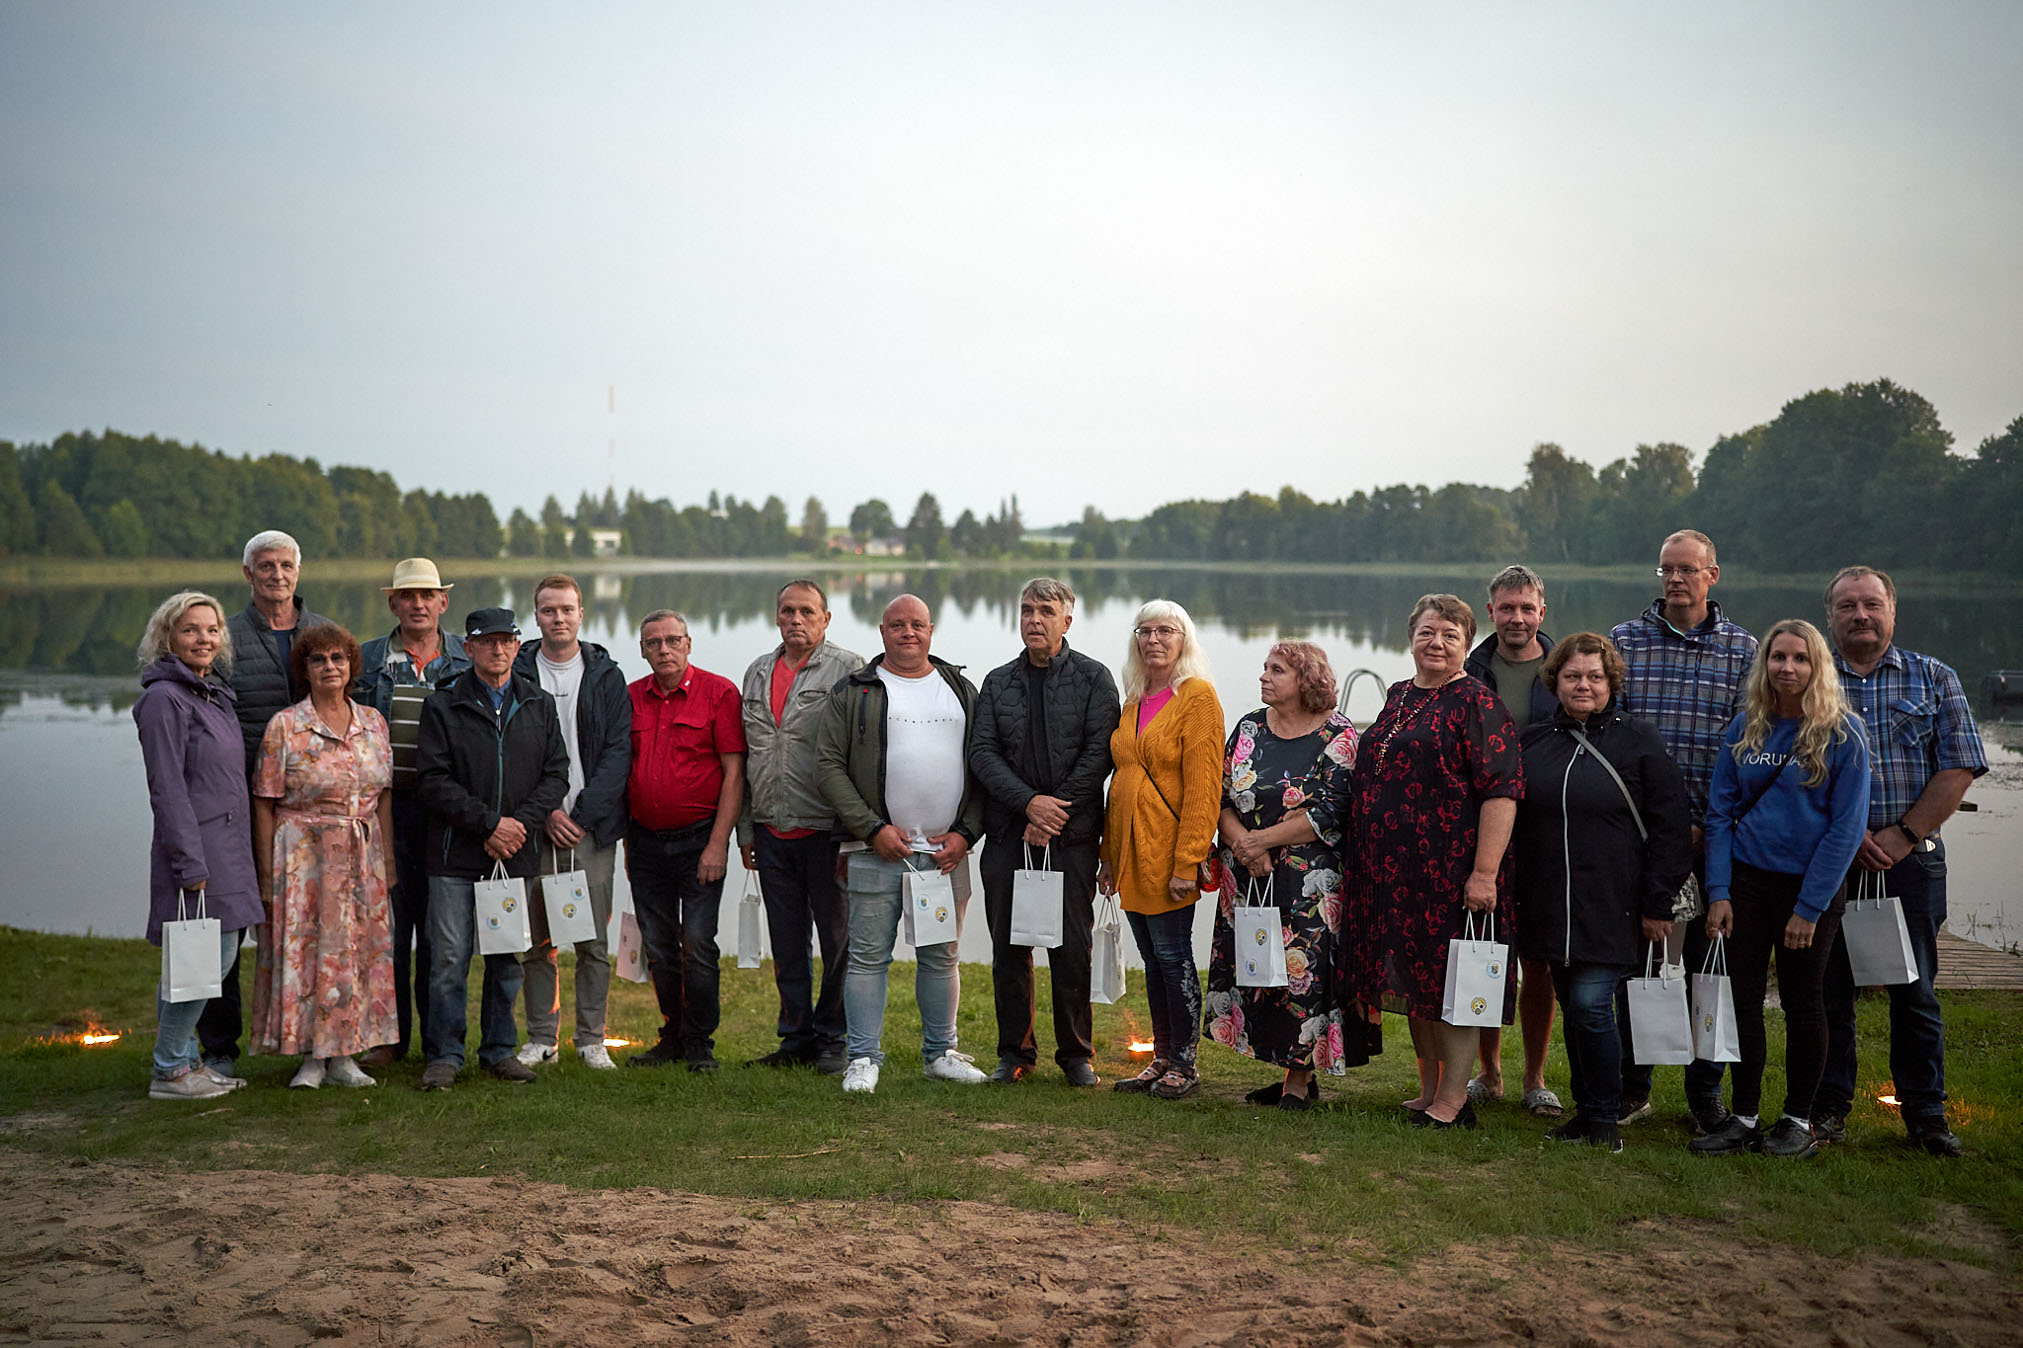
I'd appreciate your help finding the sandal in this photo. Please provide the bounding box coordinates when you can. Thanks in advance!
[1524,1086,1566,1119]
[1150,1068,1200,1100]
[1113,1059,1170,1094]
[1465,1077,1503,1105]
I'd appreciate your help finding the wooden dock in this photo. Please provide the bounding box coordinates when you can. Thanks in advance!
[1936,931,2023,991]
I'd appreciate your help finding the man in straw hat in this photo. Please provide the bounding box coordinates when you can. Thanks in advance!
[354,558,472,1068]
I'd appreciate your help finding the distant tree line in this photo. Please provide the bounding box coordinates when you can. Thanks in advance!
[5,380,2017,573]
[1106,380,2023,573]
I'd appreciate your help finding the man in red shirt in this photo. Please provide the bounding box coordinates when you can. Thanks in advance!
[624,609,747,1070]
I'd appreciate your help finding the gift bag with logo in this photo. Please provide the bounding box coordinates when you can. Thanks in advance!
[1690,934,1741,1063]
[475,860,532,955]
[736,870,765,969]
[1090,893,1127,1005]
[1234,874,1290,989]
[540,847,598,948]
[901,856,960,948]
[611,907,647,983]
[160,889,223,1004]
[1841,871,1918,987]
[1627,940,1694,1065]
[1440,911,1508,1027]
[1010,844,1065,949]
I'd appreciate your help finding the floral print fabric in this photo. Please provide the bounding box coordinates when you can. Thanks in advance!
[249,699,398,1057]
[1204,709,1357,1071]
[1340,678,1523,1022]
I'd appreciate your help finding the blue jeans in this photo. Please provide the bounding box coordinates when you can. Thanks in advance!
[626,822,727,1058]
[843,852,968,1065]
[1126,905,1201,1069]
[424,875,525,1071]
[754,830,849,1056]
[1549,960,1631,1126]
[154,926,246,1077]
[1815,841,1949,1128]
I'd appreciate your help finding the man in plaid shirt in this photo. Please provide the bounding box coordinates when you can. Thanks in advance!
[1609,529,1757,1133]
[1811,566,1986,1158]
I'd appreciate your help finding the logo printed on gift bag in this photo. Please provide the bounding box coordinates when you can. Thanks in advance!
[934,906,949,923]
[1470,996,1487,1015]
[1253,929,1266,946]
[563,902,578,919]
[1485,958,1502,979]
[502,896,516,912]
[487,915,501,930]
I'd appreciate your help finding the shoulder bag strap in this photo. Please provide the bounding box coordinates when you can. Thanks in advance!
[1566,726,1646,841]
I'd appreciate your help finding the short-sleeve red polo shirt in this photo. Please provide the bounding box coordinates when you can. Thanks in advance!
[626,664,747,830]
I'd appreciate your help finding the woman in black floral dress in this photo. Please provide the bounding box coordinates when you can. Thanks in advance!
[1205,642,1358,1111]
[1341,595,1523,1129]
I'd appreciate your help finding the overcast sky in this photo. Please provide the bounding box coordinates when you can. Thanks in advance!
[3,2,2019,529]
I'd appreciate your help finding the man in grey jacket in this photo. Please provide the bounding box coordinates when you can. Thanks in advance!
[737,579,864,1074]
[207,528,328,1076]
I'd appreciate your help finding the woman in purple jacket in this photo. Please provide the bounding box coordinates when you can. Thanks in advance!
[133,592,266,1100]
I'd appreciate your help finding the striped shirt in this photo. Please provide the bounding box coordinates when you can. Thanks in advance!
[1610,600,1758,825]
[1832,644,1987,833]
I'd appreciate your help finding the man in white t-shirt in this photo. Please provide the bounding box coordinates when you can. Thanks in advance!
[510,574,633,1070]
[814,594,987,1095]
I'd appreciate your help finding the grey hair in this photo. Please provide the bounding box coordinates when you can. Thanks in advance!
[137,591,233,669]
[241,530,302,568]
[1119,599,1211,702]
[1661,529,1717,567]
[1018,576,1076,612]
[1487,564,1544,600]
[777,578,829,609]
[639,608,689,635]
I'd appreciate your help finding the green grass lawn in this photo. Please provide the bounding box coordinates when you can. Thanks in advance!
[3,925,2017,1270]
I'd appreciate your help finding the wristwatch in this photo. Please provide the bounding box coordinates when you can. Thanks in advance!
[1894,820,1924,847]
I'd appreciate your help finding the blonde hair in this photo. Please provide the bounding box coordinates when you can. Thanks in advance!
[1120,599,1211,702]
[137,591,233,669]
[1734,618,1851,788]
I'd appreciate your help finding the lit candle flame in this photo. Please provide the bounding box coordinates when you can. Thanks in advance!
[1878,1094,1900,1108]
[79,1032,120,1046]
[603,1037,630,1048]
[1128,1040,1155,1053]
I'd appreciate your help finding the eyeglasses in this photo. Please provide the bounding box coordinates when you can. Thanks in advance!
[642,635,691,650]
[1655,566,1705,579]
[1134,625,1182,640]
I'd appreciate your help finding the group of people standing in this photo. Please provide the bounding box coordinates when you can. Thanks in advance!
[132,528,1983,1162]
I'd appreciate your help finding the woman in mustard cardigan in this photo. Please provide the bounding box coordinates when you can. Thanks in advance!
[1099,600,1224,1100]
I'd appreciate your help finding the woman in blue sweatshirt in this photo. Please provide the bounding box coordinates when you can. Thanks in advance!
[1692,618,1869,1160]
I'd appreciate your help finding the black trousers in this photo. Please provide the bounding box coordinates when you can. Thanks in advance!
[380,790,432,1058]
[626,821,727,1057]
[195,943,243,1064]
[1727,861,1848,1122]
[752,829,849,1056]
[980,835,1099,1068]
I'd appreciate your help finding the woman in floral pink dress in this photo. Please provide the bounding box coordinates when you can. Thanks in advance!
[1205,642,1359,1111]
[251,623,397,1088]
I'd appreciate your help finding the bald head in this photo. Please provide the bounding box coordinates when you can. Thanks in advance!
[879,593,934,675]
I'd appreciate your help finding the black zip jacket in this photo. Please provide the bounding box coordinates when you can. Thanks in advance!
[512,640,633,848]
[967,638,1121,849]
[1512,702,1693,967]
[221,598,329,776]
[1465,631,1560,730]
[416,669,571,879]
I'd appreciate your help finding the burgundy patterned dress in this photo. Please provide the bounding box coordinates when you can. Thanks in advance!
[1341,676,1523,1022]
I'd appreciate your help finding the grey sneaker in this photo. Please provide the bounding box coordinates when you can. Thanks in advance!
[149,1069,231,1101]
[1762,1118,1818,1159]
[488,1057,537,1084]
[195,1063,247,1091]
[419,1061,458,1091]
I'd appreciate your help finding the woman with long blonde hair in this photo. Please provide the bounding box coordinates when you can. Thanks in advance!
[1693,618,1869,1160]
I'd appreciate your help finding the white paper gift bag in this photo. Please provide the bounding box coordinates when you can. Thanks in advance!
[160,890,223,1004]
[475,860,533,956]
[736,871,765,969]
[1090,893,1127,1005]
[1440,911,1508,1027]
[1842,872,1918,987]
[540,848,598,948]
[1010,844,1065,949]
[611,907,648,983]
[1234,874,1290,989]
[1690,934,1742,1064]
[901,857,960,948]
[1628,941,1695,1065]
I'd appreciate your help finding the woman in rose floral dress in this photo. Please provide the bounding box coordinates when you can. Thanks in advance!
[1205,642,1358,1111]
[250,623,398,1089]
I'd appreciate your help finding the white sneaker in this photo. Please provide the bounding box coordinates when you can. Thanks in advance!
[324,1056,376,1088]
[195,1063,247,1091]
[841,1057,880,1094]
[577,1044,616,1070]
[923,1050,987,1084]
[289,1056,325,1090]
[516,1041,560,1067]
[149,1069,230,1101]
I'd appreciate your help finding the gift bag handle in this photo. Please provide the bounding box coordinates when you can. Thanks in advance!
[742,867,763,901]
[489,858,509,882]
[1645,939,1670,979]
[176,888,209,922]
[1462,909,1497,945]
[1698,932,1730,978]
[1022,842,1053,872]
[1242,871,1274,910]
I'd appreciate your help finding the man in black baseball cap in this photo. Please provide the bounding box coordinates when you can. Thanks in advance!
[413,606,571,1090]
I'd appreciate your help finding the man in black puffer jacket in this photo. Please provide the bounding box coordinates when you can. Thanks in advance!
[415,608,570,1091]
[968,578,1121,1086]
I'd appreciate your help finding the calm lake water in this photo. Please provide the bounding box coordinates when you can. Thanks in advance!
[3,564,2018,963]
